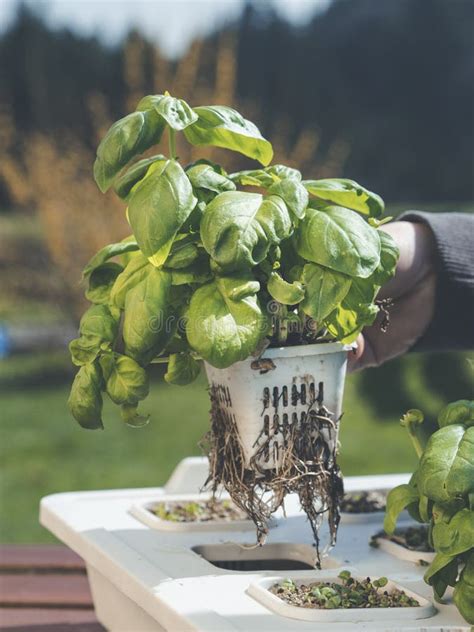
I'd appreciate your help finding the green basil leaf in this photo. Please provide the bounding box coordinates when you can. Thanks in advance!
[184,105,273,166]
[303,178,384,218]
[424,551,456,585]
[167,255,212,286]
[201,191,292,271]
[121,403,150,428]
[164,352,201,385]
[68,363,104,430]
[83,240,139,278]
[86,262,123,305]
[268,178,309,219]
[186,164,236,194]
[94,110,165,192]
[372,230,400,286]
[186,276,268,368]
[69,336,102,366]
[295,206,381,278]
[113,154,166,200]
[123,268,175,365]
[454,552,474,624]
[432,509,474,557]
[99,352,149,405]
[266,164,302,182]
[438,400,474,428]
[325,301,379,344]
[229,169,275,187]
[136,94,197,130]
[128,159,197,267]
[165,235,200,269]
[384,484,420,534]
[69,304,120,366]
[267,272,305,305]
[110,253,151,309]
[418,425,474,502]
[300,263,351,322]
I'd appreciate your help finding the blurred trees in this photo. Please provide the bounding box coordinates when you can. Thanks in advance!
[0,0,472,207]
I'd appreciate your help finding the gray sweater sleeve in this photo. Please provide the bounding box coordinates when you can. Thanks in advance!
[399,211,474,352]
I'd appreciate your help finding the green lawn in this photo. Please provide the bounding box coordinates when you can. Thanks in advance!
[1,350,472,543]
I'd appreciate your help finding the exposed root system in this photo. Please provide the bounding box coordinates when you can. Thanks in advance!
[200,381,344,567]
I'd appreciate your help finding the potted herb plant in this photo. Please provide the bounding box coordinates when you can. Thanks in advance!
[384,402,474,624]
[68,92,399,561]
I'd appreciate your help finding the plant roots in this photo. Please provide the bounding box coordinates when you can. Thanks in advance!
[200,381,344,567]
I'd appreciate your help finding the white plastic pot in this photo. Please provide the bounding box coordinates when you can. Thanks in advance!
[204,342,351,469]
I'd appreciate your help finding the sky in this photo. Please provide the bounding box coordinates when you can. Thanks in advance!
[0,0,332,57]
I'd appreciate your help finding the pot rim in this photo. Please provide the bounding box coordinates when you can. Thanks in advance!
[260,340,355,360]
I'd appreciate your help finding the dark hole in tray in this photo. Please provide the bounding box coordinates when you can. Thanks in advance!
[205,558,314,571]
[192,543,318,572]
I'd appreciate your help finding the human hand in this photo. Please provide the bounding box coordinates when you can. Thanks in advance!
[348,221,437,371]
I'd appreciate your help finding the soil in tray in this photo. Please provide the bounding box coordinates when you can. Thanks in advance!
[374,525,434,552]
[341,490,387,513]
[150,498,247,523]
[270,571,420,610]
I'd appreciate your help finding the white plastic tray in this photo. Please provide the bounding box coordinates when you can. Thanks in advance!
[40,458,470,631]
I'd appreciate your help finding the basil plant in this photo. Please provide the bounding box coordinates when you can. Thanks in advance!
[384,402,474,624]
[68,92,398,429]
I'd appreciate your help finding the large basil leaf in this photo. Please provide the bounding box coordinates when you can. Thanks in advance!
[123,268,175,365]
[164,352,201,385]
[184,105,273,166]
[83,240,139,278]
[99,352,149,405]
[186,276,268,368]
[69,304,120,366]
[86,262,123,305]
[136,94,197,130]
[295,206,380,278]
[267,272,305,305]
[372,230,399,286]
[268,178,309,219]
[68,363,103,430]
[303,179,384,218]
[186,164,236,194]
[384,484,420,534]
[94,110,165,192]
[418,425,474,502]
[454,551,474,624]
[201,191,292,271]
[128,159,197,267]
[300,263,351,322]
[113,154,166,200]
[110,253,151,309]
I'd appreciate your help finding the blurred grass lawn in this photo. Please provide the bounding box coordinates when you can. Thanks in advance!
[1,350,472,543]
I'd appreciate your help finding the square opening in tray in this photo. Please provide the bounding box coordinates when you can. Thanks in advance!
[192,542,339,572]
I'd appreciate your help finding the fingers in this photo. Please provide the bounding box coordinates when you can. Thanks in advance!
[348,271,436,372]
